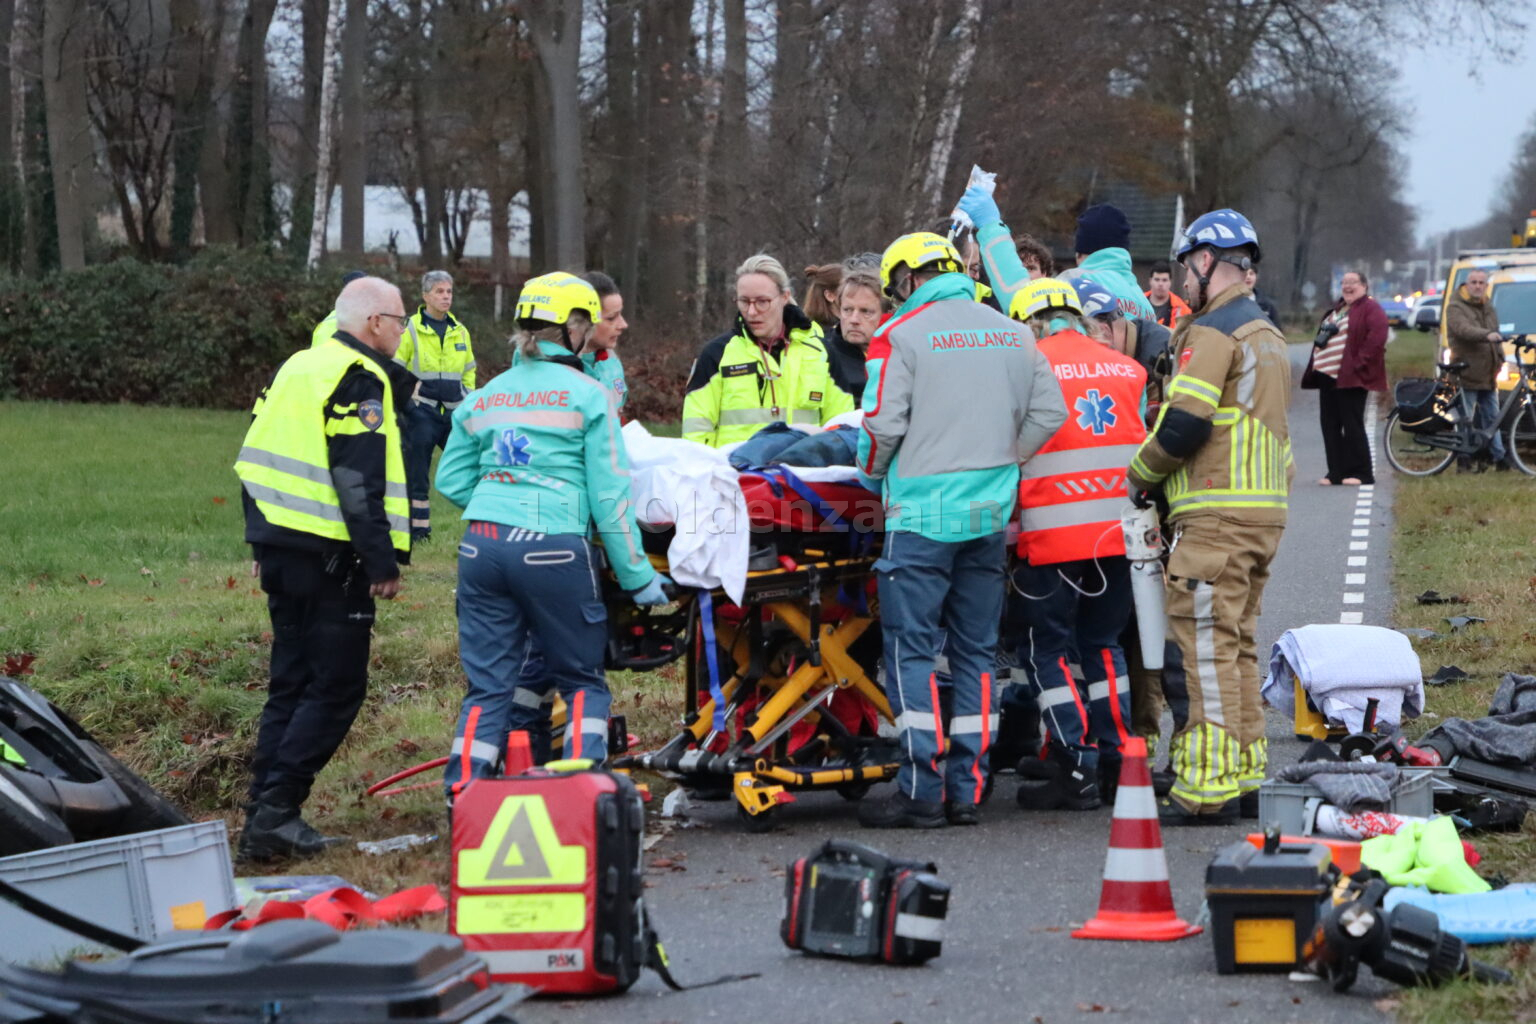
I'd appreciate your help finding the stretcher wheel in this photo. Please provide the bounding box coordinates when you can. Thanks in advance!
[736,803,778,833]
[835,782,872,802]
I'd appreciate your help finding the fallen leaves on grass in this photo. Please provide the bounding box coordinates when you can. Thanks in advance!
[211,497,226,505]
[3,653,37,676]
[77,574,104,586]
[395,738,421,755]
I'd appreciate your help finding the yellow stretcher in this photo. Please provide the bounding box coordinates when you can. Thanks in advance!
[585,546,898,830]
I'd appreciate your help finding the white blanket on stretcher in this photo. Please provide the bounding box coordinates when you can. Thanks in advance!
[619,416,870,604]
[1261,624,1424,733]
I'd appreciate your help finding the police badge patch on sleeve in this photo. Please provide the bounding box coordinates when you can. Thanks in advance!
[358,398,385,431]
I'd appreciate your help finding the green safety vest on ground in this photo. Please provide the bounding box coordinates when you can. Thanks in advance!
[235,341,410,552]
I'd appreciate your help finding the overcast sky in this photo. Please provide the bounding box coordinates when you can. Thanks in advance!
[1397,39,1536,242]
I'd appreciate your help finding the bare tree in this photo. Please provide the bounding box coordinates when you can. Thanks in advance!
[41,0,91,269]
[522,0,584,269]
[337,0,364,256]
[305,0,341,267]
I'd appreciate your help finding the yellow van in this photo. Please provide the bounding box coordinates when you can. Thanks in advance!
[1438,250,1536,390]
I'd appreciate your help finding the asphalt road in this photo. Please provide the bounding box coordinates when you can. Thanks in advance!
[520,347,1399,1024]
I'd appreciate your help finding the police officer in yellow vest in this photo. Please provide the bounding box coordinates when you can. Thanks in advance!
[396,270,477,539]
[234,276,414,861]
[311,270,368,348]
[682,253,855,446]
[1126,210,1292,827]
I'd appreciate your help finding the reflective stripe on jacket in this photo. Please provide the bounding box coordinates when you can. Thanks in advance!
[235,340,410,552]
[397,306,476,405]
[434,341,655,591]
[680,304,854,446]
[1018,330,1147,565]
[1129,284,1293,523]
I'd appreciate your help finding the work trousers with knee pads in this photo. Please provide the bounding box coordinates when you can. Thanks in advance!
[1164,515,1283,814]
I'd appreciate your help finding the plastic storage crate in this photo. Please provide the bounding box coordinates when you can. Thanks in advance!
[0,820,236,965]
[1256,769,1435,836]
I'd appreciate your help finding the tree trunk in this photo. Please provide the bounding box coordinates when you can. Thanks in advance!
[604,0,641,292]
[337,0,364,257]
[167,0,221,259]
[769,0,809,158]
[305,0,341,268]
[917,0,980,216]
[0,0,16,268]
[406,0,441,263]
[488,176,510,314]
[640,0,689,324]
[898,7,944,224]
[288,0,326,261]
[693,0,718,330]
[13,0,40,274]
[526,0,584,269]
[228,0,278,245]
[41,0,89,270]
[710,0,745,267]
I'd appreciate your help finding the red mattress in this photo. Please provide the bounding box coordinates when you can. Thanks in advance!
[736,473,885,532]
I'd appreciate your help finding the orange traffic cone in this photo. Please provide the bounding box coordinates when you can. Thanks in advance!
[1072,736,1201,941]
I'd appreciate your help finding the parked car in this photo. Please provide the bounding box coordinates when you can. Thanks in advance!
[1379,295,1412,327]
[1409,294,1441,331]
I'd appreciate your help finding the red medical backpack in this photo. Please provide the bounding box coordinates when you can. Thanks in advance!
[449,765,648,996]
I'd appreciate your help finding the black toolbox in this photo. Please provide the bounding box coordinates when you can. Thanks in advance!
[1205,833,1337,974]
[0,919,520,1023]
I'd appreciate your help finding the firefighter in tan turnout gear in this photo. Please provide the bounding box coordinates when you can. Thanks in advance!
[1126,209,1293,826]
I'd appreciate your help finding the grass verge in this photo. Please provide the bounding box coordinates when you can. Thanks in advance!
[1382,334,1536,1024]
[0,400,686,904]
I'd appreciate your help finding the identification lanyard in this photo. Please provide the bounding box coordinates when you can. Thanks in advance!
[756,339,785,417]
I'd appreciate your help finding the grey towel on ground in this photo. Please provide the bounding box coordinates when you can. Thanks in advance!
[1274,761,1399,812]
[1422,673,1536,767]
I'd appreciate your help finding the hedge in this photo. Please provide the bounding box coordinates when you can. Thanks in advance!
[0,249,336,408]
[0,248,700,421]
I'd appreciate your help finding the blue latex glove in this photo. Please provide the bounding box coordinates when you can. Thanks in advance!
[953,183,1001,232]
[631,572,674,606]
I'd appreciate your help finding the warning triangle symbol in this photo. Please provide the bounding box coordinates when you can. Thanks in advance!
[484,803,550,880]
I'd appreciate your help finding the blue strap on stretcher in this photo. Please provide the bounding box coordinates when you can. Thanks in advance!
[753,466,850,531]
[696,588,727,732]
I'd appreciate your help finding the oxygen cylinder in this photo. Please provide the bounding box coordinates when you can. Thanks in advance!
[1122,504,1166,671]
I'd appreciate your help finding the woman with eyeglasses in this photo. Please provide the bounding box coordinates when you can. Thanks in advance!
[682,253,856,447]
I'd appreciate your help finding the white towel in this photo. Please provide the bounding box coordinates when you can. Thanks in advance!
[623,421,749,604]
[1262,624,1424,732]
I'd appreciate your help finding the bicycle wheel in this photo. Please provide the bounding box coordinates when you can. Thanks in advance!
[1382,409,1454,476]
[1506,401,1536,475]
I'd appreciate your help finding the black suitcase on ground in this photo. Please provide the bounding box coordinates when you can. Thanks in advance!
[0,919,521,1023]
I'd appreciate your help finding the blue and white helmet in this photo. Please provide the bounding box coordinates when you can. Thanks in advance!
[1176,209,1261,264]
[1060,272,1120,319]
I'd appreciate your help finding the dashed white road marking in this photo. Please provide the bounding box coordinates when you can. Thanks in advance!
[1346,573,1366,585]
[1340,611,1364,624]
[1348,556,1367,566]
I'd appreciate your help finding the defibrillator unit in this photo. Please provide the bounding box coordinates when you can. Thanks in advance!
[449,761,647,995]
[781,839,948,964]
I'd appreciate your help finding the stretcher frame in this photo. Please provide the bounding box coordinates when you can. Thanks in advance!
[606,549,901,830]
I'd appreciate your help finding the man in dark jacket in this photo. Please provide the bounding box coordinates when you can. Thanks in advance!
[234,277,415,860]
[1445,268,1508,467]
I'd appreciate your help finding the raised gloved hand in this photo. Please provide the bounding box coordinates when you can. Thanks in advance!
[631,572,674,606]
[951,182,1002,233]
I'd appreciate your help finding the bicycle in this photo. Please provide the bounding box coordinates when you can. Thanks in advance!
[1383,334,1536,477]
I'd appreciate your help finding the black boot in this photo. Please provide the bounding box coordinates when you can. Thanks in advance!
[238,799,343,862]
[1015,753,1100,811]
[857,790,946,829]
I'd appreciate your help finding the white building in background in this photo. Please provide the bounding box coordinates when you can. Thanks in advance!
[322,187,532,260]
